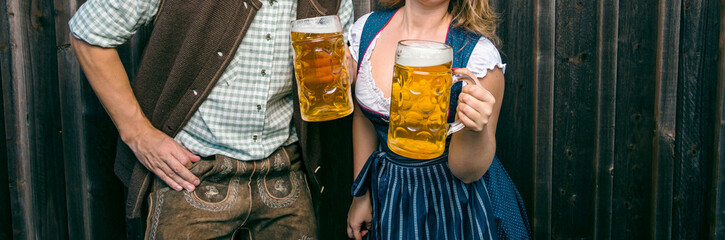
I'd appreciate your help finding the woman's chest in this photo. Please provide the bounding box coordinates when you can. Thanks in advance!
[369,34,401,98]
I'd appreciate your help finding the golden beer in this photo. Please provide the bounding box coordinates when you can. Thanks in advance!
[291,16,353,122]
[388,40,456,159]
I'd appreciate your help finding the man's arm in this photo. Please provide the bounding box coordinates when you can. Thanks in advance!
[338,0,355,42]
[70,36,200,192]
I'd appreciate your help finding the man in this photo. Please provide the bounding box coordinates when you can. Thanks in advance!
[69,0,353,238]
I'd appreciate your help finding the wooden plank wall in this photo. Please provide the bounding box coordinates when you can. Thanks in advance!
[0,0,140,239]
[55,0,129,239]
[0,1,14,239]
[2,0,69,239]
[715,0,725,237]
[485,0,725,239]
[0,0,723,239]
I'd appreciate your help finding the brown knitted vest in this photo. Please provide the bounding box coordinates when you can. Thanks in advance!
[115,0,346,218]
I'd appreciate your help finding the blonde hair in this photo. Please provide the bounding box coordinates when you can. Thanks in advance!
[379,0,501,48]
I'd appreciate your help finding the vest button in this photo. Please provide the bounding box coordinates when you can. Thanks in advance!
[192,89,198,96]
[216,51,223,57]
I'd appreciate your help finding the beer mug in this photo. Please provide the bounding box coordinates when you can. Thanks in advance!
[291,15,353,122]
[388,40,474,159]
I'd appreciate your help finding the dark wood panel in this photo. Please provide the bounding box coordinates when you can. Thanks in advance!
[0,2,15,239]
[58,0,127,239]
[714,1,725,238]
[551,0,598,238]
[3,0,69,239]
[315,117,354,239]
[78,77,126,240]
[652,0,681,238]
[56,0,91,238]
[533,0,555,238]
[1,2,33,238]
[58,46,91,240]
[714,2,725,236]
[352,0,373,19]
[491,0,537,228]
[611,0,659,238]
[0,68,13,240]
[673,0,720,238]
[594,0,618,239]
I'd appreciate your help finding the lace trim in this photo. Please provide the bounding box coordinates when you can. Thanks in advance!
[470,63,507,79]
[358,33,391,115]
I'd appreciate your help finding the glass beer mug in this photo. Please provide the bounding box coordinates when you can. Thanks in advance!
[388,40,474,159]
[291,15,353,122]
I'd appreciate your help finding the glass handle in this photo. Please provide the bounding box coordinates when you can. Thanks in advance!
[447,74,477,135]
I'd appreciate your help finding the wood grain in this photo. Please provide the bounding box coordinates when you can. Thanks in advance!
[673,0,720,238]
[490,0,537,228]
[3,0,69,239]
[652,0,680,238]
[714,1,725,238]
[612,0,659,238]
[594,0,618,239]
[551,0,598,238]
[533,0,555,238]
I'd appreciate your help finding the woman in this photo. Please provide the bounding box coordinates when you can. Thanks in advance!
[346,0,531,239]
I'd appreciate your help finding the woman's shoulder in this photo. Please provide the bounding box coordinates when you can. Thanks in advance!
[467,37,506,78]
[350,9,399,37]
[351,12,374,35]
[349,12,375,44]
[348,12,374,61]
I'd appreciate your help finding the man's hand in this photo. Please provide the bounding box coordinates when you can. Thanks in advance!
[125,126,201,192]
[71,36,201,192]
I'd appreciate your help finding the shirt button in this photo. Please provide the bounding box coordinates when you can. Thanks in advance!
[269,0,276,5]
[253,135,258,141]
[257,104,262,111]
[265,33,272,41]
[261,69,266,76]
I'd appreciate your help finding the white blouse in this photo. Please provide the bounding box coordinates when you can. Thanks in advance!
[348,13,507,116]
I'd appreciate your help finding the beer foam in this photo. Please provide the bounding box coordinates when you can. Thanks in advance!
[395,41,453,67]
[291,16,341,34]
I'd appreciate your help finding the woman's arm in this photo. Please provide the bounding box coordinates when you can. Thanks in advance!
[352,104,379,180]
[448,67,505,183]
[347,101,378,240]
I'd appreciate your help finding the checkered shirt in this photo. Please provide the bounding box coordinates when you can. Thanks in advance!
[69,0,354,160]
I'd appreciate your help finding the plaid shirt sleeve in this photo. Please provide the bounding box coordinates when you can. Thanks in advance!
[337,0,354,43]
[69,0,160,48]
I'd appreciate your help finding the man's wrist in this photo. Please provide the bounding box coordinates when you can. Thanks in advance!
[118,118,154,144]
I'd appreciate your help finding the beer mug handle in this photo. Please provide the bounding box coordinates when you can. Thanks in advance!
[447,74,477,135]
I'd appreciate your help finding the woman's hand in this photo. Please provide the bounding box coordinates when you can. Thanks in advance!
[452,68,496,132]
[347,194,373,240]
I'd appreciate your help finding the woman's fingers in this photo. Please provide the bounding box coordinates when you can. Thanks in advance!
[452,68,480,85]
